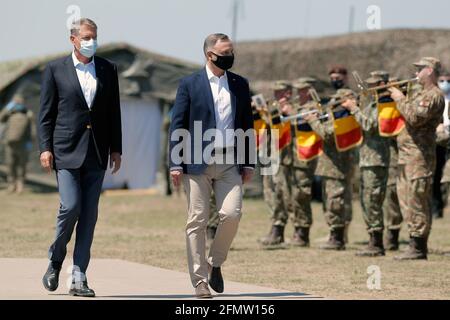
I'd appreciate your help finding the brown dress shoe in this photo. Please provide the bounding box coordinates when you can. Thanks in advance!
[195,282,212,299]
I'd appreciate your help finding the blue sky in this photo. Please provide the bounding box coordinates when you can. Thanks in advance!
[1,0,450,63]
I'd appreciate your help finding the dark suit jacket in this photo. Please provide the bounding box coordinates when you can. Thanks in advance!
[38,54,122,170]
[169,68,255,175]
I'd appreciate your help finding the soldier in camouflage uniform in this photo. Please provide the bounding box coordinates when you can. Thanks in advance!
[289,80,318,247]
[328,66,354,243]
[259,80,294,247]
[304,89,356,250]
[383,138,403,250]
[389,57,445,260]
[341,72,391,256]
[0,94,35,194]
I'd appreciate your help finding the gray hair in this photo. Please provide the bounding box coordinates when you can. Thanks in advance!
[70,18,97,36]
[203,33,230,56]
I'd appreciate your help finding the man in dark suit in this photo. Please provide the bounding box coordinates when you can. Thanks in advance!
[39,18,122,297]
[169,33,255,298]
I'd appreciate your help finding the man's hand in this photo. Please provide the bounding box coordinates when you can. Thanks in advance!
[40,151,53,174]
[171,169,183,188]
[303,112,318,122]
[389,87,405,102]
[241,168,254,184]
[341,98,358,111]
[279,97,293,115]
[110,152,122,174]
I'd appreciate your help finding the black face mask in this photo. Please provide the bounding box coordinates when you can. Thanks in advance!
[211,52,235,71]
[331,79,345,90]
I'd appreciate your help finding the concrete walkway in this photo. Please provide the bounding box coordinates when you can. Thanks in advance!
[0,258,321,300]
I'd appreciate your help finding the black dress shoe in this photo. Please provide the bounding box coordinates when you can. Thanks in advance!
[42,262,61,292]
[69,281,96,297]
[209,267,224,293]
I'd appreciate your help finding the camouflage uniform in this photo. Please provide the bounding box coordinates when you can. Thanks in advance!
[259,81,294,246]
[396,86,444,239]
[383,139,403,230]
[350,100,389,233]
[308,90,355,249]
[394,58,445,261]
[270,100,295,228]
[0,100,34,193]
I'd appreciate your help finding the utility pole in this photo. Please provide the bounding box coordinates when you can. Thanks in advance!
[231,0,239,41]
[348,5,355,33]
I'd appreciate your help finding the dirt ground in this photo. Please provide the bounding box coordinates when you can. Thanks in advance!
[1,183,449,300]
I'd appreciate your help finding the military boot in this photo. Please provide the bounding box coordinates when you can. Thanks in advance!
[320,228,345,250]
[259,225,285,247]
[291,227,310,247]
[356,231,385,257]
[394,237,427,260]
[385,229,400,251]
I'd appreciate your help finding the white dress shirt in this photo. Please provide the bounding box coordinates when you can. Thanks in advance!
[72,52,97,109]
[205,65,234,148]
[444,96,450,134]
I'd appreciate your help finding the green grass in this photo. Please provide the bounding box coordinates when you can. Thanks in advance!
[1,186,450,299]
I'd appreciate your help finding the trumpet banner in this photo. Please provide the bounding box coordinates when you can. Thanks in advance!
[332,108,363,152]
[294,121,323,161]
[253,110,268,150]
[377,96,405,137]
[270,111,292,151]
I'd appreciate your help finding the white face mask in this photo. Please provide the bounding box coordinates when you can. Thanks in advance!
[78,39,97,58]
[439,80,450,94]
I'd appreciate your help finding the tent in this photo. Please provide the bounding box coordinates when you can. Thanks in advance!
[0,43,200,191]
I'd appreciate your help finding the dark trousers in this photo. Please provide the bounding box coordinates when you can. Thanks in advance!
[48,138,105,274]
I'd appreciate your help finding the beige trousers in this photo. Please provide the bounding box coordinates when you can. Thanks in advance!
[183,164,243,288]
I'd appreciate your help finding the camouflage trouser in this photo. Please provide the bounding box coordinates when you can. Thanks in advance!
[383,183,403,230]
[360,167,388,232]
[397,165,433,238]
[271,165,294,227]
[321,177,348,230]
[344,174,353,224]
[4,142,28,183]
[291,165,316,228]
[208,192,220,229]
[262,174,275,214]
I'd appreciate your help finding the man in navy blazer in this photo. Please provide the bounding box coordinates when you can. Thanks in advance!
[169,33,255,298]
[39,18,122,297]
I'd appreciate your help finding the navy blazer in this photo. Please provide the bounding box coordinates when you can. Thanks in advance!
[169,68,255,175]
[38,54,122,170]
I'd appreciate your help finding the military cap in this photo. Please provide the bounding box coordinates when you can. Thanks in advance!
[271,80,292,91]
[364,76,383,85]
[292,80,312,90]
[413,57,441,72]
[295,77,317,84]
[370,70,390,82]
[332,88,356,99]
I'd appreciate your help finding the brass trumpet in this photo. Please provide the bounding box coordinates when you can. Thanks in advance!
[352,71,418,95]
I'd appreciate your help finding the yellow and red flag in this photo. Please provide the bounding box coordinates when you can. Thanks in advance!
[294,120,323,161]
[270,110,292,151]
[377,96,405,137]
[253,109,268,150]
[332,108,363,152]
